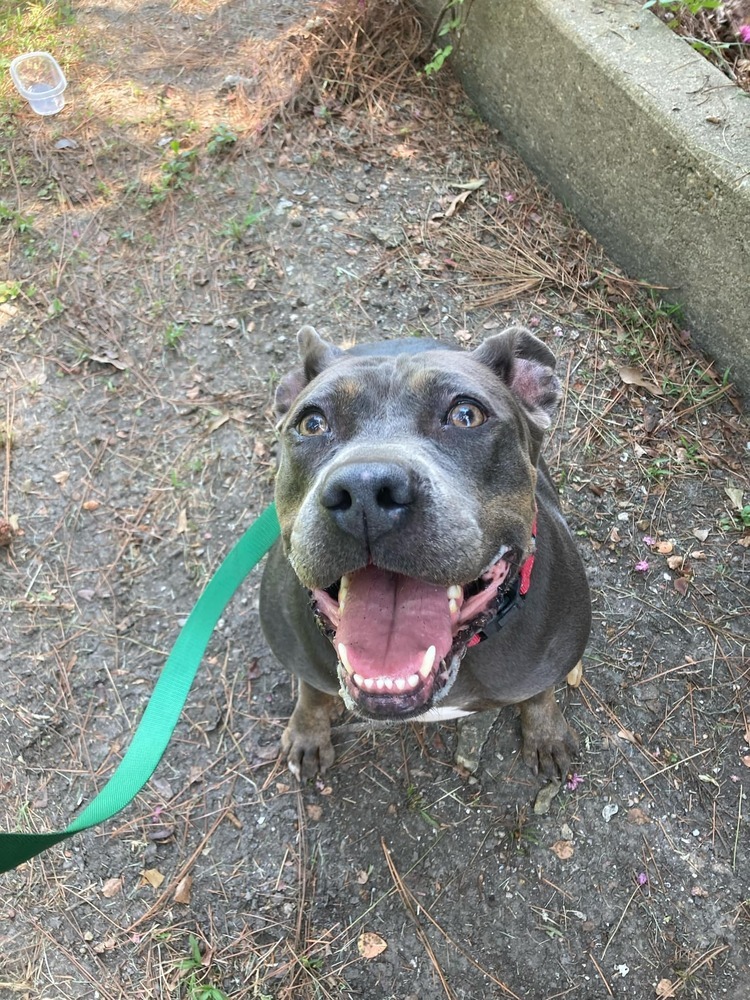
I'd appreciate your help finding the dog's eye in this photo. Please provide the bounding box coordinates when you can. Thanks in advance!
[297,411,329,436]
[446,400,486,428]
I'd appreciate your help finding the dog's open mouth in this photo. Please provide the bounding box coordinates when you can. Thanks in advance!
[309,546,518,719]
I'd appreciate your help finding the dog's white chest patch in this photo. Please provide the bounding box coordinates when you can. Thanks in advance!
[410,706,477,723]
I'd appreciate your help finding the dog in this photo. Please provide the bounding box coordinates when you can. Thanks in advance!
[259,325,591,781]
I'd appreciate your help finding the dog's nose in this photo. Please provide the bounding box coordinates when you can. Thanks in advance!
[320,463,416,542]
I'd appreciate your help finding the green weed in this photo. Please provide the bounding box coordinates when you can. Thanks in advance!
[0,280,22,304]
[141,141,198,207]
[719,505,750,532]
[0,202,35,233]
[164,322,186,350]
[206,123,238,155]
[177,936,229,1000]
[424,0,465,75]
[405,785,440,828]
[220,201,266,241]
[0,1,81,81]
[643,1,721,15]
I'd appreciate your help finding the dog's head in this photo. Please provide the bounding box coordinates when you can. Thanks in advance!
[273,326,561,720]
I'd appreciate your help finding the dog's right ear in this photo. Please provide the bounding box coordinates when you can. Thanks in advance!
[273,326,344,423]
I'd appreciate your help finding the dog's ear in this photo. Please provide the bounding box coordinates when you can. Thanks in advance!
[472,326,561,429]
[274,326,344,423]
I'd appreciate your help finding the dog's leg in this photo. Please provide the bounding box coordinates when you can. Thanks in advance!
[281,680,339,779]
[518,686,578,779]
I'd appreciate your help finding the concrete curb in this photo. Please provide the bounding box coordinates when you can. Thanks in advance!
[415,0,750,397]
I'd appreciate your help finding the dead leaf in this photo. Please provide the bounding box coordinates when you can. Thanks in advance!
[53,470,70,486]
[82,500,100,511]
[533,779,562,815]
[724,486,744,511]
[443,189,473,219]
[93,936,117,953]
[741,755,750,769]
[31,784,48,809]
[691,885,708,897]
[305,804,323,821]
[617,728,640,746]
[151,777,173,800]
[448,177,487,192]
[666,555,684,570]
[208,414,230,433]
[355,869,369,884]
[90,353,128,370]
[618,366,664,396]
[176,508,188,534]
[627,807,651,826]
[673,576,689,596]
[654,540,674,555]
[655,978,678,998]
[737,535,750,548]
[744,726,750,746]
[173,874,192,905]
[550,840,574,860]
[358,932,387,959]
[102,877,123,898]
[141,868,165,889]
[692,527,710,542]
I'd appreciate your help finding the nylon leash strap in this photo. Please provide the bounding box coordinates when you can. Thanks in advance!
[0,503,280,874]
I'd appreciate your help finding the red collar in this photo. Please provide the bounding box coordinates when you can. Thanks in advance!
[467,514,536,648]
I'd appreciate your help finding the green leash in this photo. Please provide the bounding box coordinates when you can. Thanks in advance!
[0,503,280,875]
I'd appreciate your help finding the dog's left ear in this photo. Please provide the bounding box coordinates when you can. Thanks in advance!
[472,326,561,429]
[274,326,344,423]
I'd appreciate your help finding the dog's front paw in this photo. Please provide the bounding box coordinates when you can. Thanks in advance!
[281,720,335,780]
[280,681,338,780]
[519,687,578,780]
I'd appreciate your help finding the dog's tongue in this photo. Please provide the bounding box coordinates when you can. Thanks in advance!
[335,566,452,677]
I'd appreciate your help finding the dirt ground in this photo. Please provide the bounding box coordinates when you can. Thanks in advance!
[1,2,749,998]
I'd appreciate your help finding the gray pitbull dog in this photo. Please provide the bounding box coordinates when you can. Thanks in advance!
[260,325,591,781]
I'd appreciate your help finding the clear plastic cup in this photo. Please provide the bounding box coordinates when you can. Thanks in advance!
[9,52,67,116]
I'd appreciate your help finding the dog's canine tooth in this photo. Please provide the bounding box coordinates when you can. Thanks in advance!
[407,674,419,689]
[395,677,406,691]
[449,598,459,615]
[419,645,436,679]
[447,584,462,600]
[338,643,353,675]
[339,574,350,611]
[353,672,364,687]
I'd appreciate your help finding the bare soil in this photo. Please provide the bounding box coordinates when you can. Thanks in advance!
[1,2,749,999]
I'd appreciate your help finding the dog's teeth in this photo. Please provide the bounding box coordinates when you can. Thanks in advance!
[447,585,462,600]
[338,643,353,675]
[353,672,364,687]
[395,678,406,691]
[339,574,350,611]
[383,677,393,690]
[419,645,436,679]
[407,674,419,689]
[376,677,385,690]
[363,676,375,690]
[449,598,459,616]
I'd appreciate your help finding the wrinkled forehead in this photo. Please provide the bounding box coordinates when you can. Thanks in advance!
[293,349,507,413]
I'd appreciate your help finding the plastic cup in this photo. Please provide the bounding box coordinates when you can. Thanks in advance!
[9,52,67,116]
